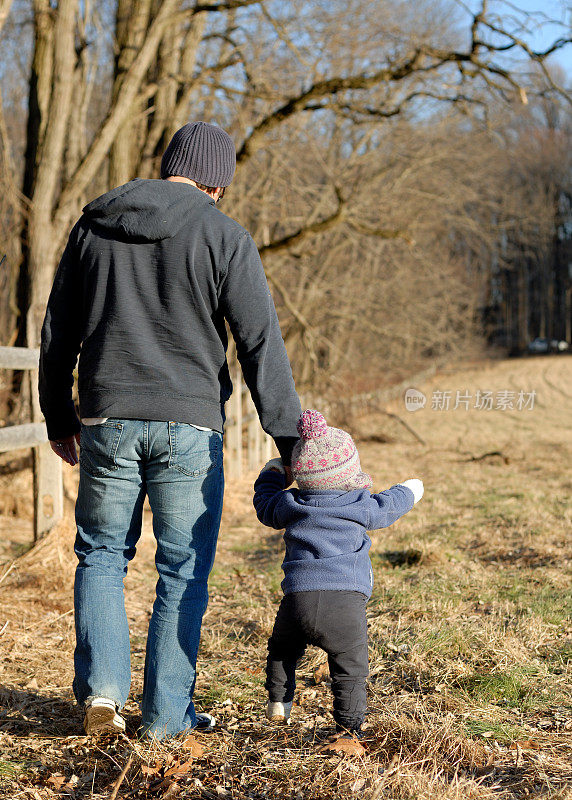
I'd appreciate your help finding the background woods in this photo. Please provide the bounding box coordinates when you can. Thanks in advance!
[0,0,570,420]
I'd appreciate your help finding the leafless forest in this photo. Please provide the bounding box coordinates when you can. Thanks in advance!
[0,0,570,417]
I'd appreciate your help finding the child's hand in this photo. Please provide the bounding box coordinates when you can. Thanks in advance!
[398,478,424,503]
[261,458,285,475]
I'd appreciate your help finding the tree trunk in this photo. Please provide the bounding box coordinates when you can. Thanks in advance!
[517,258,528,351]
[16,0,55,358]
[137,12,207,178]
[108,0,153,187]
[25,0,77,353]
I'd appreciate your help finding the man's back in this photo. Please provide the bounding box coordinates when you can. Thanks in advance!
[76,178,241,428]
[40,177,300,458]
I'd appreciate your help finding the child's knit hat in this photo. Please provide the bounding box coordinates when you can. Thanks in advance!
[291,410,372,491]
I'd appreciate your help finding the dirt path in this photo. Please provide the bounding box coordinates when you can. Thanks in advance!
[0,356,570,799]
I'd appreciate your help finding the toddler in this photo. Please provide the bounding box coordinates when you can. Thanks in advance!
[253,410,423,743]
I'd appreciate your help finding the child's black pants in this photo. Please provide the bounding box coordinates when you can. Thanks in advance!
[265,590,368,732]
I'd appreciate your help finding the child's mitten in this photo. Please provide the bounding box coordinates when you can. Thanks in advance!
[261,458,285,475]
[398,478,424,503]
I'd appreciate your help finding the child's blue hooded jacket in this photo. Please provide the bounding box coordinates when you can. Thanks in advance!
[253,471,414,598]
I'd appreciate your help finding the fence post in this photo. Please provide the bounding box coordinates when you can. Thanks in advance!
[263,432,273,462]
[28,369,63,540]
[246,394,261,471]
[228,370,242,479]
[32,441,63,541]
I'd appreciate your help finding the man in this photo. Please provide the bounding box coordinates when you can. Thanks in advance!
[39,121,301,740]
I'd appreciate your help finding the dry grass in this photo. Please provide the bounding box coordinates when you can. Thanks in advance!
[0,355,571,799]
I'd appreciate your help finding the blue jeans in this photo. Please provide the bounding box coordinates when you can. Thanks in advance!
[73,419,224,739]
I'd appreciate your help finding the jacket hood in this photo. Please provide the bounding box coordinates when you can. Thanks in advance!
[82,178,214,242]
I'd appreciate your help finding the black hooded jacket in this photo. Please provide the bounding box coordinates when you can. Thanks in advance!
[39,179,301,462]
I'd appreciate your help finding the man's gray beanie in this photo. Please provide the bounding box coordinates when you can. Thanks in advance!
[160,121,236,187]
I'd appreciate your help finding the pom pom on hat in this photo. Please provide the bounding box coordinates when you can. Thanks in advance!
[297,410,328,439]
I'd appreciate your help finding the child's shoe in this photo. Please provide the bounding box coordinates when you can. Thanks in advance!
[84,697,126,735]
[265,700,292,722]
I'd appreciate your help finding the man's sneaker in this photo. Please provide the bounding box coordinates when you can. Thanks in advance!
[84,698,126,736]
[265,700,292,722]
[194,712,216,732]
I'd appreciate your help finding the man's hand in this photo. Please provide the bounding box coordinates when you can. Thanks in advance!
[284,465,293,488]
[50,432,81,466]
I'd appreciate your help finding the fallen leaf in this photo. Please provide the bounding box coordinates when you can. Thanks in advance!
[46,774,67,789]
[319,736,366,756]
[141,762,162,777]
[181,736,204,758]
[509,740,540,751]
[313,662,330,684]
[164,759,194,778]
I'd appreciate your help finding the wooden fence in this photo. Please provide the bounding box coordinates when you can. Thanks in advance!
[223,369,276,478]
[0,346,274,541]
[0,345,63,541]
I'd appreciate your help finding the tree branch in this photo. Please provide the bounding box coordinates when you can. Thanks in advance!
[236,14,571,165]
[320,90,487,122]
[193,0,261,12]
[347,221,414,245]
[31,0,76,219]
[236,50,424,162]
[258,187,345,257]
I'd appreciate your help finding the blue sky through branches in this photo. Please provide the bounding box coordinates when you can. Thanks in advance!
[461,0,571,78]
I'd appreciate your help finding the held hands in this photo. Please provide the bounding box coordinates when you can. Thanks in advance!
[50,432,81,466]
[398,478,424,504]
[260,458,293,487]
[262,458,285,474]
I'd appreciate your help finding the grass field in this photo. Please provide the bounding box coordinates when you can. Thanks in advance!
[0,355,570,799]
